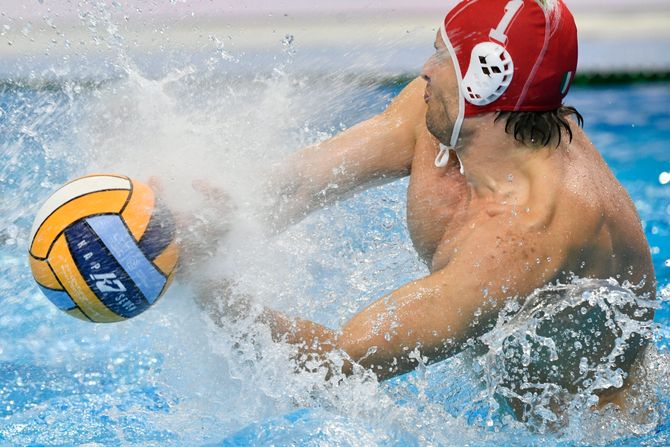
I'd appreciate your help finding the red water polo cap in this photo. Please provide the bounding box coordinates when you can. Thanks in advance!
[435,0,578,167]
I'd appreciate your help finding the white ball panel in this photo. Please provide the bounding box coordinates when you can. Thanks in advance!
[30,175,131,244]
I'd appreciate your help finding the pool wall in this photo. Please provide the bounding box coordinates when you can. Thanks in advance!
[0,1,668,82]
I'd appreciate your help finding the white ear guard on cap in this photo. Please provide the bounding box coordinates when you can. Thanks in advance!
[461,42,514,106]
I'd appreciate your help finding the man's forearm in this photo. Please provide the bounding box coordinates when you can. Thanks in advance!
[194,281,355,375]
[257,307,424,381]
[261,161,322,233]
[260,106,415,233]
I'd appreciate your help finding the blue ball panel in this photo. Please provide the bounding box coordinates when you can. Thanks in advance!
[137,197,176,261]
[64,218,151,318]
[86,215,167,305]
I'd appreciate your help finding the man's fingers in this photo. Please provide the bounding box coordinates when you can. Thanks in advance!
[192,179,221,199]
[148,176,165,196]
[192,179,234,208]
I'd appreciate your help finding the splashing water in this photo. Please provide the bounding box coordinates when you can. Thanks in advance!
[478,279,659,433]
[1,2,670,446]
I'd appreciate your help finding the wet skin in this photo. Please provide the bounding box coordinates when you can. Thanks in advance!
[196,32,655,414]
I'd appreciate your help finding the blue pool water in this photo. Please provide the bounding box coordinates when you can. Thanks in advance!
[1,74,670,446]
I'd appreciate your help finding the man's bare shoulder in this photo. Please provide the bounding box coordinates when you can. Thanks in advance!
[558,135,642,235]
[540,134,652,285]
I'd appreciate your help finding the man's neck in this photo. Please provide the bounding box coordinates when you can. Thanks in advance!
[454,116,556,205]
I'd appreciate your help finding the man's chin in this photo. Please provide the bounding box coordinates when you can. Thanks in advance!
[425,114,452,145]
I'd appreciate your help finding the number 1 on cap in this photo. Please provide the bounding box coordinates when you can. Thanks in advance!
[489,0,524,45]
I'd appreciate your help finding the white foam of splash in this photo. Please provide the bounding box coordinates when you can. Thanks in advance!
[66,35,422,443]
[68,57,481,444]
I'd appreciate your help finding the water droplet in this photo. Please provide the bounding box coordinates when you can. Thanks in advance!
[381,215,394,230]
[282,34,294,46]
[579,357,589,374]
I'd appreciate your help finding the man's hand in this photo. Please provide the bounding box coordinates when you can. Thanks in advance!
[148,177,235,277]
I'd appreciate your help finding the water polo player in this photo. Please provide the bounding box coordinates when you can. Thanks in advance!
[185,0,655,421]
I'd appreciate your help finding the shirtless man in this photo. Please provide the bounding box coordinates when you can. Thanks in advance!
[190,0,655,418]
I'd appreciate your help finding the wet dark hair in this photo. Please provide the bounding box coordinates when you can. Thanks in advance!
[495,106,584,148]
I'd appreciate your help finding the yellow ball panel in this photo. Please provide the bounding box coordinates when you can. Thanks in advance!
[29,254,62,290]
[30,189,131,259]
[164,271,176,295]
[121,179,156,241]
[49,234,125,323]
[152,240,180,276]
[65,307,96,322]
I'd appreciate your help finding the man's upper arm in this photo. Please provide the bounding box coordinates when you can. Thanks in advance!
[299,77,426,181]
[271,78,428,225]
[338,218,563,379]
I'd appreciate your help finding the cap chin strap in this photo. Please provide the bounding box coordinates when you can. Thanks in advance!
[436,143,465,175]
[435,143,451,167]
[435,21,466,173]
